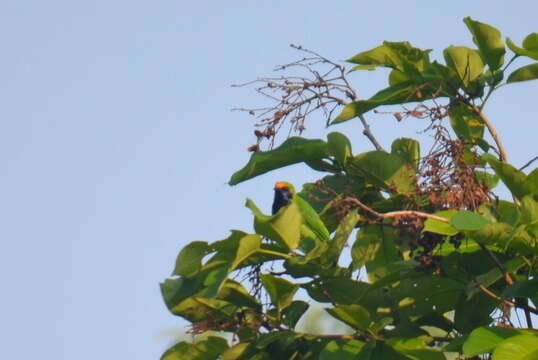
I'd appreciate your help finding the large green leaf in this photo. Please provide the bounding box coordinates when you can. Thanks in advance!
[387,337,447,360]
[391,275,464,317]
[172,297,237,322]
[332,81,441,123]
[346,151,416,194]
[454,293,497,333]
[352,224,401,280]
[443,46,484,87]
[463,17,505,71]
[346,41,431,73]
[320,340,365,360]
[322,209,359,266]
[229,137,328,185]
[173,241,210,277]
[463,326,523,357]
[449,103,484,141]
[526,168,538,195]
[507,34,538,60]
[260,274,299,309]
[162,336,229,360]
[325,304,372,331]
[246,198,301,250]
[493,335,538,360]
[391,138,420,171]
[483,154,531,199]
[327,131,353,166]
[281,300,309,329]
[423,210,458,236]
[501,278,538,299]
[450,210,490,231]
[507,63,538,83]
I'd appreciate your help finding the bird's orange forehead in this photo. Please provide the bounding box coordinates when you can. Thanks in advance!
[275,182,289,189]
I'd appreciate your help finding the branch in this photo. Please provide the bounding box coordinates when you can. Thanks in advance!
[358,114,385,151]
[342,197,450,223]
[472,106,508,163]
[476,282,538,316]
[477,243,513,285]
[520,155,538,171]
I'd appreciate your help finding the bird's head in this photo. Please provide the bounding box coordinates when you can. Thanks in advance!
[272,181,295,215]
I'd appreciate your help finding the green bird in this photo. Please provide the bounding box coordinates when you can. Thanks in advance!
[271,181,330,243]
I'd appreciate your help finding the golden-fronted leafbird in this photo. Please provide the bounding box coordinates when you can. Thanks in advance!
[271,181,330,243]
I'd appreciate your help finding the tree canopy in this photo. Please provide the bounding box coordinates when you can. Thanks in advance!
[161,17,538,360]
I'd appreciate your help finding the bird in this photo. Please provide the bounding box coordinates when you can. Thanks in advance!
[272,181,294,215]
[271,181,330,243]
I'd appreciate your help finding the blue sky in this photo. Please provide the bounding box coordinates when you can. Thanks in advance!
[1,1,536,359]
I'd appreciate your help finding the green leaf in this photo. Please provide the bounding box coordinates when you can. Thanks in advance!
[320,340,365,360]
[423,210,458,236]
[451,210,490,231]
[229,137,328,185]
[246,198,301,250]
[507,63,538,83]
[327,132,353,166]
[391,138,420,171]
[475,170,499,189]
[463,326,523,356]
[507,35,538,60]
[352,224,401,280]
[388,337,446,360]
[173,241,210,277]
[299,174,366,232]
[221,343,250,360]
[323,209,359,266]
[493,335,538,360]
[520,195,538,224]
[523,33,538,51]
[391,275,464,317]
[325,304,372,331]
[346,151,416,194]
[332,81,441,123]
[162,336,229,360]
[501,278,538,299]
[483,153,531,199]
[443,46,484,87]
[260,274,298,309]
[218,280,260,309]
[449,103,484,141]
[171,297,237,322]
[347,41,431,72]
[161,277,198,312]
[463,17,505,70]
[281,300,309,329]
[526,168,538,195]
[349,64,378,72]
[454,293,497,333]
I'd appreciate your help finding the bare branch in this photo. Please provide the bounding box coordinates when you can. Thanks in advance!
[232,44,384,151]
[342,197,450,223]
[472,106,508,163]
[520,155,538,171]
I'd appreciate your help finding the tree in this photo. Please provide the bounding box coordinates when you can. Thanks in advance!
[160,17,538,359]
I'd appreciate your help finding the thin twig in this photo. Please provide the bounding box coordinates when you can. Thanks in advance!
[477,243,514,285]
[472,106,508,163]
[520,155,538,171]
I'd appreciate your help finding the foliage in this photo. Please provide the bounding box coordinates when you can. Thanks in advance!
[161,18,538,360]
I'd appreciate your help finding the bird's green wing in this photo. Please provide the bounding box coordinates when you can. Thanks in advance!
[294,194,331,242]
